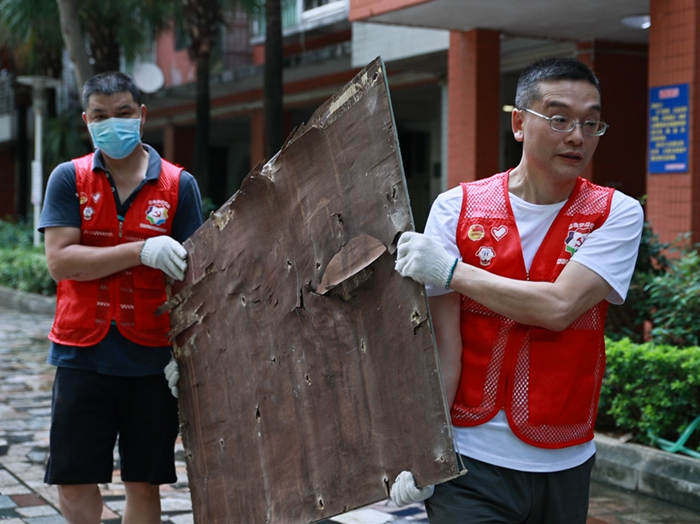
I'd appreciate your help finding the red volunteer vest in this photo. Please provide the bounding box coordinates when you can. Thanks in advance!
[452,171,614,448]
[49,153,182,347]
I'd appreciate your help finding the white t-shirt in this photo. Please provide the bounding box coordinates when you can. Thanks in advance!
[424,183,644,472]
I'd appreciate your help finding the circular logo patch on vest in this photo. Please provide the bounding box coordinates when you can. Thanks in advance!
[83,206,95,221]
[468,224,485,241]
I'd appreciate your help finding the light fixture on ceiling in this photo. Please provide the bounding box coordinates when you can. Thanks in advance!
[621,14,651,29]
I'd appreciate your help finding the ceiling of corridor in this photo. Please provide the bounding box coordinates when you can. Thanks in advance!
[359,0,651,44]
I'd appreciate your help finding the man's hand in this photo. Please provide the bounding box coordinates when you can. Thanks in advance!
[390,471,434,507]
[395,232,458,289]
[164,357,180,398]
[140,236,187,280]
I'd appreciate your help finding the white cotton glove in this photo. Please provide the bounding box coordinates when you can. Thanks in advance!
[390,471,435,507]
[395,232,458,289]
[140,236,188,281]
[164,356,180,398]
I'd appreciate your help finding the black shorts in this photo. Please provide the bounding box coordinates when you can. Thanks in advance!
[425,453,596,524]
[44,367,179,486]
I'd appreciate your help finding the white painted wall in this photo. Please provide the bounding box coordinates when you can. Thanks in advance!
[351,22,449,68]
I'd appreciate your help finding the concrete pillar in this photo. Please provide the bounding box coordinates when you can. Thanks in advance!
[447,29,500,188]
[646,0,700,246]
[163,124,195,173]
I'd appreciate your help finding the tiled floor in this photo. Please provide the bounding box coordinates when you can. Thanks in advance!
[1,305,699,523]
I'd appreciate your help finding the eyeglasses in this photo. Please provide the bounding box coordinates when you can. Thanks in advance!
[519,107,609,136]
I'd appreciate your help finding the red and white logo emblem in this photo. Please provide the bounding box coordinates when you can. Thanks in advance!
[476,246,496,266]
[146,204,169,226]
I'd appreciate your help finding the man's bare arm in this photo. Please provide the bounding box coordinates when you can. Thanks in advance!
[429,292,462,409]
[44,226,143,282]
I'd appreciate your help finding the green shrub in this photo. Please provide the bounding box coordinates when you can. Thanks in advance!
[599,337,700,453]
[0,217,34,248]
[0,219,55,296]
[645,248,700,347]
[201,197,219,220]
[0,247,56,296]
[605,220,670,342]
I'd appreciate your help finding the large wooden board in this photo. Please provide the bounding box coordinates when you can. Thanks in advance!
[164,58,461,523]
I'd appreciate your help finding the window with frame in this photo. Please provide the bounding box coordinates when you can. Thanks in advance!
[303,0,334,10]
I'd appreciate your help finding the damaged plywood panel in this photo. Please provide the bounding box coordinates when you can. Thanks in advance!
[164,57,461,524]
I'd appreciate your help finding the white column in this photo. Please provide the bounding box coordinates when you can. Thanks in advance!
[17,76,61,246]
[31,86,45,247]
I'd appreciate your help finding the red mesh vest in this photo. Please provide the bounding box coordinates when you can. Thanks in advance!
[49,153,182,347]
[452,171,614,448]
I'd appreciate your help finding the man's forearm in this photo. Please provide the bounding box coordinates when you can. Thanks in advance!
[47,241,144,282]
[449,260,611,331]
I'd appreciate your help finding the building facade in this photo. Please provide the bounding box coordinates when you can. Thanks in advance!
[1,0,698,246]
[350,0,698,247]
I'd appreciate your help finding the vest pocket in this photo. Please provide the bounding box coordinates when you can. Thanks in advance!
[55,280,98,329]
[528,328,601,426]
[131,267,169,331]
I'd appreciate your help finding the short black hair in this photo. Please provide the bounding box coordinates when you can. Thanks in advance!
[82,71,141,110]
[515,57,601,109]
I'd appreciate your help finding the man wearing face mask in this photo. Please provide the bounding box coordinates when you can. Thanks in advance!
[39,71,203,523]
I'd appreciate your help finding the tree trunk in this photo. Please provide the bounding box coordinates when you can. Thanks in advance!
[55,0,93,91]
[84,13,121,74]
[264,0,284,159]
[194,51,211,197]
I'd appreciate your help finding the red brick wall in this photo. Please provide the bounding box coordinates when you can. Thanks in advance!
[156,29,196,88]
[253,45,265,66]
[647,0,700,246]
[163,125,195,172]
[447,29,500,188]
[349,0,431,21]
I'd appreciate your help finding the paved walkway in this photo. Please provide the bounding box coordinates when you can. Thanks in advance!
[0,305,699,523]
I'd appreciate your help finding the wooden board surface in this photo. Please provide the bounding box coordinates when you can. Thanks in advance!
[164,58,461,524]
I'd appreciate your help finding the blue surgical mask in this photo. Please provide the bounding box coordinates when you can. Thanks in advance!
[87,117,142,160]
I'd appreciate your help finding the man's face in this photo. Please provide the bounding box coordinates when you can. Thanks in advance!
[513,80,602,184]
[82,91,145,132]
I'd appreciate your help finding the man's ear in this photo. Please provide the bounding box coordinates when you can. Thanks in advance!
[512,109,525,143]
[139,105,147,136]
[82,112,88,125]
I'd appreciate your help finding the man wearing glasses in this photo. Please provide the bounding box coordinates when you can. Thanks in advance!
[391,57,644,522]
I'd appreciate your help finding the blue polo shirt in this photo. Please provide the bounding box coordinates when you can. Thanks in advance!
[39,145,204,376]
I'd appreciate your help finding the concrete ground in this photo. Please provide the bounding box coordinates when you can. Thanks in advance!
[0,294,699,523]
